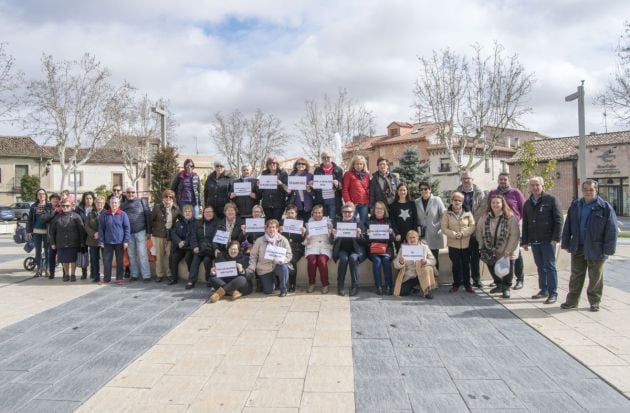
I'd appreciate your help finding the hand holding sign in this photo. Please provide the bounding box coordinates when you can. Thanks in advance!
[401,244,424,261]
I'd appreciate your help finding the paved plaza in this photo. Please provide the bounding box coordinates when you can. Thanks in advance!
[0,235,630,412]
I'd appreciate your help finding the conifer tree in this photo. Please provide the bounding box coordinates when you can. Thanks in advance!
[151,145,179,202]
[392,148,438,199]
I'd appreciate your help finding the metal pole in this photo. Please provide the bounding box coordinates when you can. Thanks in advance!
[73,159,77,203]
[160,114,165,147]
[565,81,587,185]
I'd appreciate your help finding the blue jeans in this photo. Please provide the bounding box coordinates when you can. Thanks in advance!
[128,230,151,279]
[370,254,392,289]
[322,198,337,224]
[260,263,289,294]
[354,205,368,228]
[531,242,558,296]
[32,233,49,271]
[337,249,363,290]
[448,247,471,288]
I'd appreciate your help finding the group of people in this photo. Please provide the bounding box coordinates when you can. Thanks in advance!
[25,153,618,311]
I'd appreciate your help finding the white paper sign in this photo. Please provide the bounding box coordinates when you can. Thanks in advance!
[245,218,265,233]
[283,218,304,235]
[307,220,329,236]
[313,174,333,190]
[402,244,424,261]
[288,175,307,191]
[264,245,287,261]
[233,182,251,196]
[215,261,237,278]
[322,189,335,199]
[213,230,229,245]
[369,224,390,240]
[336,222,357,238]
[259,175,278,190]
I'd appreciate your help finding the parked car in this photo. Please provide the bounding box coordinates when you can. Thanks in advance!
[9,202,33,221]
[0,206,16,221]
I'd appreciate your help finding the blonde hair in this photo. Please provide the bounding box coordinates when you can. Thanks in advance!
[350,155,367,171]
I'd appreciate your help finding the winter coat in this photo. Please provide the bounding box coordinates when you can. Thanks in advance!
[150,203,181,239]
[121,199,151,235]
[50,211,86,249]
[288,171,315,213]
[331,217,368,262]
[171,216,196,251]
[214,217,245,253]
[27,202,52,233]
[191,218,217,253]
[304,217,333,257]
[521,192,563,245]
[369,171,399,207]
[281,222,305,260]
[98,208,131,245]
[105,193,127,211]
[561,196,617,261]
[84,208,103,247]
[415,195,446,249]
[441,207,476,249]
[230,176,259,218]
[342,170,370,205]
[259,169,289,210]
[171,171,201,206]
[204,171,234,212]
[389,201,418,241]
[476,212,520,260]
[74,205,92,223]
[313,162,344,215]
[393,240,436,283]
[247,234,293,275]
[456,184,488,221]
[215,250,248,276]
[488,187,525,221]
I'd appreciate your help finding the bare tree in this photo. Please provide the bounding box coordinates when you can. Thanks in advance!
[0,43,23,122]
[296,88,375,163]
[209,109,289,174]
[600,22,630,125]
[414,43,534,172]
[23,53,132,191]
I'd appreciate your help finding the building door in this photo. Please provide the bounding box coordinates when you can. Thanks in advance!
[597,177,627,216]
[112,173,123,189]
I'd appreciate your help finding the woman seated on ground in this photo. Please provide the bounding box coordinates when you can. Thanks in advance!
[367,201,396,296]
[247,219,293,297]
[187,206,217,289]
[393,230,437,298]
[169,204,196,285]
[303,204,332,294]
[208,240,253,302]
[281,204,305,293]
[476,194,520,299]
[50,199,87,282]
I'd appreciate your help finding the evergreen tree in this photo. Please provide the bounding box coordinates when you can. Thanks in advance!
[151,145,179,203]
[392,148,438,199]
[20,175,40,202]
[514,141,557,192]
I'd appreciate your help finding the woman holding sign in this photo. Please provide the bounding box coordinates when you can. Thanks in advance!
[332,202,367,296]
[289,158,315,222]
[313,150,343,223]
[281,205,306,293]
[168,204,196,285]
[259,156,289,222]
[441,192,476,294]
[214,202,244,257]
[367,201,396,295]
[247,219,293,297]
[304,204,333,294]
[208,240,252,302]
[393,230,437,298]
[475,194,520,299]
[342,155,370,228]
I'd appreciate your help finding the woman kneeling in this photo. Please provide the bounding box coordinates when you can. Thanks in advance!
[247,219,293,297]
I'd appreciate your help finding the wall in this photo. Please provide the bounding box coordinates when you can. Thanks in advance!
[0,157,53,204]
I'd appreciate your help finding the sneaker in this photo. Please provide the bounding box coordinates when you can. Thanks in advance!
[590,304,600,312]
[349,286,359,296]
[532,291,549,299]
[279,291,287,297]
[185,282,194,290]
[560,302,577,310]
[99,279,109,285]
[513,281,524,290]
[544,296,557,304]
[288,284,296,293]
[116,279,124,285]
[376,287,383,296]
[502,289,511,299]
[322,285,329,294]
[448,286,459,293]
[307,284,315,293]
[337,289,345,297]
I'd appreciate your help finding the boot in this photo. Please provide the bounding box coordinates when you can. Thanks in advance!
[209,287,226,303]
[231,290,242,301]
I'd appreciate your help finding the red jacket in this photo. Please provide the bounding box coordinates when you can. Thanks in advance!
[342,170,370,205]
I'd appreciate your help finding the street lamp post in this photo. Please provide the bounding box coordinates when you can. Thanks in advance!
[151,106,167,147]
[565,81,586,185]
[70,156,78,202]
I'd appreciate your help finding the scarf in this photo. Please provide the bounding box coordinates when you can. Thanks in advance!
[496,184,511,196]
[354,170,365,180]
[482,212,508,255]
[264,232,281,245]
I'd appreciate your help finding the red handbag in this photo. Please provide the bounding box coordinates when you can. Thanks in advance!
[369,242,387,255]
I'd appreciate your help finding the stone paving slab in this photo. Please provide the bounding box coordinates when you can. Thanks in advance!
[0,283,207,412]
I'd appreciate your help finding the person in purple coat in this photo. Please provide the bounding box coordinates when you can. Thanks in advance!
[98,197,130,284]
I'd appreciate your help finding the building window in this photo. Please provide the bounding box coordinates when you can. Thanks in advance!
[439,158,451,173]
[14,165,29,187]
[389,128,400,138]
[67,171,83,187]
[500,161,507,173]
[112,173,123,189]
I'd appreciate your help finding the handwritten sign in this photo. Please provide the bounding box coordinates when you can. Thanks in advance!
[336,222,357,238]
[288,175,307,191]
[215,261,237,278]
[369,224,390,240]
[283,218,304,235]
[233,182,251,196]
[313,174,333,190]
[245,218,265,233]
[213,230,229,245]
[307,219,329,236]
[264,245,287,261]
[258,175,278,190]
[402,244,424,261]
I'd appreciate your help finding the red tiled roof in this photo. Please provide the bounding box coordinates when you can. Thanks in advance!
[0,136,48,157]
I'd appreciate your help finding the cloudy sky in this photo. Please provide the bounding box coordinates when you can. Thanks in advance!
[1,0,629,157]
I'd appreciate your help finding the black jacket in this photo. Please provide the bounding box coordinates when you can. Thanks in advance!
[281,220,305,259]
[521,192,563,245]
[171,216,196,251]
[331,217,368,263]
[258,169,288,209]
[214,217,244,253]
[204,171,234,212]
[313,163,344,217]
[191,218,217,253]
[50,211,86,248]
[230,176,259,218]
[369,171,399,207]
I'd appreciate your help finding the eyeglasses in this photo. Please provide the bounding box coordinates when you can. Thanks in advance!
[163,196,173,200]
[61,204,72,208]
[113,189,121,192]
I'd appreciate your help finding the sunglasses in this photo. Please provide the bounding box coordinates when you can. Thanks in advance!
[61,204,72,208]
[321,156,331,160]
[113,189,121,192]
